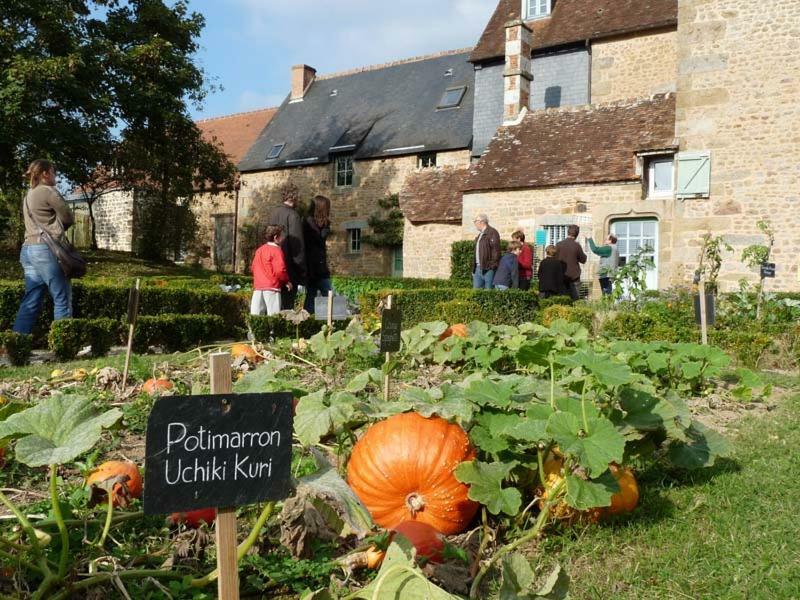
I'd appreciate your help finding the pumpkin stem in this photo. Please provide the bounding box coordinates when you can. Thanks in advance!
[405,493,425,516]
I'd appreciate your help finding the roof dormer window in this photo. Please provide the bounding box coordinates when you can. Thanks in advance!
[267,144,284,160]
[524,0,551,20]
[438,86,467,110]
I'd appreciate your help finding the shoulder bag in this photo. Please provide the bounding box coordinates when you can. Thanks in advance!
[24,195,87,279]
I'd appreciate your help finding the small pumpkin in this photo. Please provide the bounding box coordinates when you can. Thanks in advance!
[393,520,445,563]
[438,323,468,342]
[86,460,142,507]
[169,507,217,528]
[143,378,173,396]
[231,343,262,363]
[347,412,479,535]
[605,464,639,516]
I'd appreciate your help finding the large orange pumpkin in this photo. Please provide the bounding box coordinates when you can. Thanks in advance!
[347,412,478,535]
[438,324,468,342]
[86,460,143,507]
[231,343,262,363]
[143,378,173,396]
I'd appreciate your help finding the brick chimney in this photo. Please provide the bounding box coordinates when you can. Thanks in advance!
[291,64,316,101]
[503,19,533,123]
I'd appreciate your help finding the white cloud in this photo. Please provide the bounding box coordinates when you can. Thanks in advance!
[233,0,495,75]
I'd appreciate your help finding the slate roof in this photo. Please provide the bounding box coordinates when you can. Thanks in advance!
[196,108,277,165]
[463,94,677,192]
[470,0,678,63]
[399,167,470,223]
[239,50,475,172]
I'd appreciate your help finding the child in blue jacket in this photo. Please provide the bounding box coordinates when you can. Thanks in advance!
[494,241,522,290]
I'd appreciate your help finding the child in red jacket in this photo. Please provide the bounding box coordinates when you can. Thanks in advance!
[250,225,292,316]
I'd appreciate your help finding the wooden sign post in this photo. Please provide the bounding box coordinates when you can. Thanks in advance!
[327,290,334,330]
[143,352,293,600]
[122,278,141,388]
[698,279,708,346]
[380,295,402,402]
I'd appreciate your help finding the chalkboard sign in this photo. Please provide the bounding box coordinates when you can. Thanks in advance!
[127,286,140,326]
[760,263,776,278]
[693,293,716,326]
[535,230,547,246]
[314,295,349,321]
[380,308,402,353]
[144,393,293,515]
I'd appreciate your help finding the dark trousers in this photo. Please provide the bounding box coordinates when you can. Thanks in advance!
[599,277,613,296]
[568,279,581,301]
[280,286,298,311]
[519,278,531,291]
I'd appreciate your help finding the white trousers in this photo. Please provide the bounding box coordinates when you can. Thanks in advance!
[250,290,282,316]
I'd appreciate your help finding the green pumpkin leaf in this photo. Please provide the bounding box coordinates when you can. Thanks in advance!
[294,390,357,447]
[470,425,510,454]
[517,339,556,368]
[565,471,618,510]
[667,421,731,469]
[464,379,513,408]
[0,395,121,467]
[499,554,570,600]
[680,361,703,380]
[546,413,625,478]
[345,368,383,393]
[233,360,289,393]
[454,460,521,516]
[558,350,634,388]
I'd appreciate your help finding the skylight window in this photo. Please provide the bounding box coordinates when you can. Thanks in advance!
[524,0,552,19]
[438,86,466,109]
[267,144,284,160]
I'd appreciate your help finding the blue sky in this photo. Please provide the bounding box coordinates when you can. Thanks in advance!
[188,0,497,120]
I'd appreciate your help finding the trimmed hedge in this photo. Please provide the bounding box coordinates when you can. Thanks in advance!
[332,275,471,303]
[360,288,539,327]
[0,281,247,335]
[451,240,519,282]
[133,314,228,353]
[49,318,120,360]
[434,300,487,324]
[541,304,595,332]
[0,330,33,366]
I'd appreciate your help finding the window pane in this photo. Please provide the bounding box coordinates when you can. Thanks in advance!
[629,221,642,236]
[653,159,673,192]
[642,221,656,237]
[618,240,628,254]
[439,87,465,108]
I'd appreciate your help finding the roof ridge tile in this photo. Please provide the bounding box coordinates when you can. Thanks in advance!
[316,47,474,81]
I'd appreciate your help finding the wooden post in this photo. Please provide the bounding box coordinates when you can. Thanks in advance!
[698,279,708,346]
[327,290,334,330]
[122,278,140,388]
[210,352,239,600]
[383,295,393,403]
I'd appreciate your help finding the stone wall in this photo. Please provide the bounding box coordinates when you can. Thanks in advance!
[674,0,800,291]
[189,189,236,270]
[91,190,136,252]
[402,220,462,279]
[591,28,678,104]
[239,149,471,277]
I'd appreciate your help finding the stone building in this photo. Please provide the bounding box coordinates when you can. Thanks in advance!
[400,0,799,293]
[237,50,475,277]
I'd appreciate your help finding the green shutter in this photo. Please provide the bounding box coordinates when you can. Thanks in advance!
[676,152,711,199]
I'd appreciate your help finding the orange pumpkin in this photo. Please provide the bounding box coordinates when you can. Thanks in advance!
[231,343,262,363]
[438,324,468,342]
[169,508,217,528]
[605,465,639,516]
[143,378,173,396]
[347,412,479,535]
[86,460,142,507]
[393,520,445,563]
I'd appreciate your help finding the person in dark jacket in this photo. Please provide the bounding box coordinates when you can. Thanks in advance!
[537,245,568,299]
[302,195,333,314]
[268,183,306,310]
[494,241,522,290]
[556,224,587,300]
[471,213,501,289]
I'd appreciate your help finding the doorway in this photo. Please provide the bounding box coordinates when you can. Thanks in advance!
[610,218,659,290]
[214,214,235,270]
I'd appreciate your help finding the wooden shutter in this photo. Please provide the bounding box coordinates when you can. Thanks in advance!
[676,152,711,199]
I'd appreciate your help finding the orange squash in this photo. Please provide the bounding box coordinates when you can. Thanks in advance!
[231,343,262,363]
[605,465,639,516]
[86,460,142,507]
[143,378,173,396]
[393,520,445,563]
[438,324,468,342]
[169,508,217,528]
[347,412,478,535]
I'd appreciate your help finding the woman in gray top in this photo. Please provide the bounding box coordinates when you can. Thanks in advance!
[12,159,75,334]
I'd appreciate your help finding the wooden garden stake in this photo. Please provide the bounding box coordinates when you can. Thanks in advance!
[327,290,334,329]
[383,295,393,402]
[122,278,141,388]
[209,352,239,600]
[699,278,708,345]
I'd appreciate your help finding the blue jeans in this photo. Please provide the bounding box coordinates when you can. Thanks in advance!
[13,244,72,334]
[303,277,333,314]
[473,269,495,289]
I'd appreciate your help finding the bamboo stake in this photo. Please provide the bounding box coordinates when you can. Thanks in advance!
[122,278,140,388]
[383,295,393,403]
[209,352,239,600]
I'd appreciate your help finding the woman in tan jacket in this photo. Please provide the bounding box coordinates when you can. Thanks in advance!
[12,159,75,334]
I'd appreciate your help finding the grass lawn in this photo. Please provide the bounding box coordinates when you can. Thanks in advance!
[541,375,800,599]
[0,249,229,281]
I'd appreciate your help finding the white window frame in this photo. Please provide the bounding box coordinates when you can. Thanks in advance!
[524,0,552,20]
[647,155,675,199]
[417,152,437,169]
[347,227,362,253]
[543,224,569,247]
[335,154,354,188]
